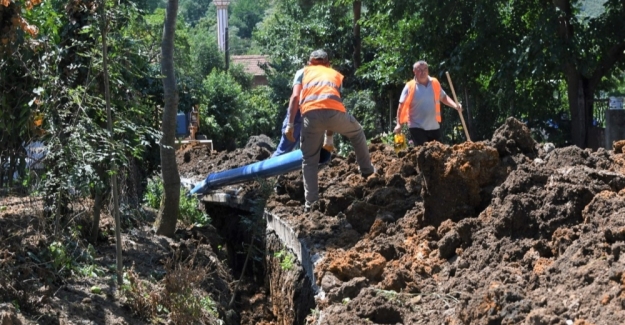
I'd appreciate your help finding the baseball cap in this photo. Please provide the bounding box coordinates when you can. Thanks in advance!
[309,49,328,61]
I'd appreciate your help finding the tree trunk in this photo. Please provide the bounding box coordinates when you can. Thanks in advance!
[154,0,181,237]
[100,0,123,285]
[352,0,361,69]
[566,73,593,148]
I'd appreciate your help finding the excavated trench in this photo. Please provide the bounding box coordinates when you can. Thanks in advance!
[200,194,317,325]
[180,119,625,325]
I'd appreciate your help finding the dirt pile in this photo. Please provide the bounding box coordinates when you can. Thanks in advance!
[255,117,625,324]
[177,135,275,181]
[162,117,625,324]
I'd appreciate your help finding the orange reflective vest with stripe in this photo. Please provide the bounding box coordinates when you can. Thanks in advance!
[299,65,346,114]
[398,78,441,124]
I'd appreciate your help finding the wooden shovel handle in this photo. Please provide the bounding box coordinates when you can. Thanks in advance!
[445,71,471,142]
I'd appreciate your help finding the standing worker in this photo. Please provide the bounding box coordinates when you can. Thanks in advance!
[285,49,374,211]
[393,60,462,146]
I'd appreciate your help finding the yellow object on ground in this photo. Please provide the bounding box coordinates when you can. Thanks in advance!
[394,134,407,153]
[33,113,43,127]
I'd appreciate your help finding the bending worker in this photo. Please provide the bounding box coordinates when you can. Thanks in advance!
[285,49,374,211]
[273,62,335,158]
[393,60,462,146]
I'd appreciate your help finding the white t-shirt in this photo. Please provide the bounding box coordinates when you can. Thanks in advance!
[293,68,304,86]
[399,78,447,130]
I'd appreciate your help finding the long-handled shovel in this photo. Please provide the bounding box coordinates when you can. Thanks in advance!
[445,71,471,142]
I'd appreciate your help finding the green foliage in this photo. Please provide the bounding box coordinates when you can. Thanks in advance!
[179,189,210,227]
[230,0,271,38]
[19,0,162,221]
[373,132,395,146]
[342,89,381,137]
[274,248,296,271]
[336,139,354,158]
[11,300,20,312]
[360,0,625,144]
[253,0,358,90]
[241,85,281,139]
[200,296,219,317]
[179,0,213,27]
[189,18,224,80]
[254,0,354,66]
[140,0,167,13]
[77,264,106,278]
[130,8,201,116]
[144,176,164,209]
[143,176,210,226]
[45,241,102,277]
[199,69,246,150]
[0,8,42,188]
[228,64,254,91]
[47,241,72,273]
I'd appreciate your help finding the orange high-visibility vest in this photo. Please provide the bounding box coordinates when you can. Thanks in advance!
[299,65,346,114]
[398,78,441,124]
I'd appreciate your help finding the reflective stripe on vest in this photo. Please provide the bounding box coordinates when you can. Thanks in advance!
[300,66,346,114]
[399,77,441,124]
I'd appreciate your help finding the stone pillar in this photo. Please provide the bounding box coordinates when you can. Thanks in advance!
[605,109,625,149]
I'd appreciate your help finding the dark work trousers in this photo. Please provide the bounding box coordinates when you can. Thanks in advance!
[409,127,441,146]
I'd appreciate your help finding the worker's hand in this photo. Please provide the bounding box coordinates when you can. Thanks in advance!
[393,124,402,134]
[285,123,295,142]
[456,103,463,113]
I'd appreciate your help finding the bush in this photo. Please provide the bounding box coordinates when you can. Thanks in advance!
[143,177,164,210]
[142,176,209,226]
[179,189,210,227]
[199,70,245,150]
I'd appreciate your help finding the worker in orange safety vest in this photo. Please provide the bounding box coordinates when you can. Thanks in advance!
[284,49,374,211]
[393,60,462,146]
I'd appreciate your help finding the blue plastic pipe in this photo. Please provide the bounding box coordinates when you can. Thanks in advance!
[190,148,332,195]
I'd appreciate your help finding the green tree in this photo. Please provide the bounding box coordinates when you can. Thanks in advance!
[199,69,245,150]
[0,0,46,187]
[179,0,212,27]
[550,0,625,147]
[361,0,625,147]
[13,0,159,238]
[241,85,281,138]
[230,0,269,39]
[188,16,224,79]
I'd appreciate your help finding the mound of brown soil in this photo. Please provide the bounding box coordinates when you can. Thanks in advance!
[254,117,625,324]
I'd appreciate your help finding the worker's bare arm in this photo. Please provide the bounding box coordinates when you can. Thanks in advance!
[441,95,462,112]
[288,84,303,124]
[393,104,403,133]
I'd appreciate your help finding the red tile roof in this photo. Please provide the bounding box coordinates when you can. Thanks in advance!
[230,55,269,76]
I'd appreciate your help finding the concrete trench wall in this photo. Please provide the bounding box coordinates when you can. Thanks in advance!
[265,232,316,325]
[265,211,318,325]
[200,193,319,325]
